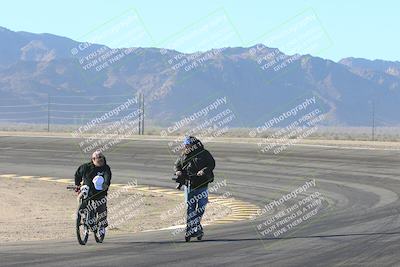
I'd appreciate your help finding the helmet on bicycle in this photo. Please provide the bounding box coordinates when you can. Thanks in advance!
[80,185,90,199]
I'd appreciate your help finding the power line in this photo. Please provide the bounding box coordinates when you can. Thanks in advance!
[49,94,134,98]
[0,111,46,114]
[0,103,47,108]
[0,117,48,121]
[49,102,129,106]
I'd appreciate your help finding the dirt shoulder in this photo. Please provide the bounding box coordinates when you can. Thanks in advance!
[0,177,188,242]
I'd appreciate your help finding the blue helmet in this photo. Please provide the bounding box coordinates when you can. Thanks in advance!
[183,136,196,145]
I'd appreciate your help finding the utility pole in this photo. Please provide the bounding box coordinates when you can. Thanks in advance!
[372,100,375,141]
[138,93,141,135]
[47,94,50,132]
[141,93,145,135]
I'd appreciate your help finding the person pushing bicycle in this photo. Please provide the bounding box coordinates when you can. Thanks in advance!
[74,150,112,235]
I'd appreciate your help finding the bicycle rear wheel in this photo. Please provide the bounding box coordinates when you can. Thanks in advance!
[76,202,89,245]
[94,226,105,243]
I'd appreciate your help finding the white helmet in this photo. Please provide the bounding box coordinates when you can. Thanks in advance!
[92,175,104,190]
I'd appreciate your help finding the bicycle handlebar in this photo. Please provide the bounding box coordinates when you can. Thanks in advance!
[172,173,199,190]
[66,185,79,190]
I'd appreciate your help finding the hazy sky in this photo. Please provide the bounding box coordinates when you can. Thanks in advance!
[1,0,398,62]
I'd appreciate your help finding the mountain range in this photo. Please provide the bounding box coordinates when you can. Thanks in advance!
[1,26,399,127]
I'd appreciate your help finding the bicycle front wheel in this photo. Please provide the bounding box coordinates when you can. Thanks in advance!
[76,202,89,245]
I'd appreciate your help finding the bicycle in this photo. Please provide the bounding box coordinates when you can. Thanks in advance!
[66,185,106,245]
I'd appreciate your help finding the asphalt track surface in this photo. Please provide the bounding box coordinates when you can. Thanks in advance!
[1,135,400,267]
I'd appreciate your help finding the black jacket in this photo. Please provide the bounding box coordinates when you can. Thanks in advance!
[75,159,112,199]
[174,141,215,190]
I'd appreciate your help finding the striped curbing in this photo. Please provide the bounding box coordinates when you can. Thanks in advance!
[1,173,260,226]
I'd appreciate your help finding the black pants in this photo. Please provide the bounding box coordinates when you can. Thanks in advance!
[82,196,108,229]
[94,196,108,228]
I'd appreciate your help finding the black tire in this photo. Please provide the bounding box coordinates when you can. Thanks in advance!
[94,226,105,243]
[93,206,106,243]
[185,236,191,242]
[197,234,203,241]
[76,205,89,245]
